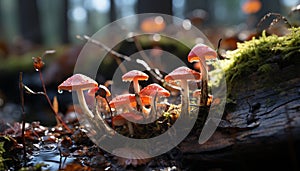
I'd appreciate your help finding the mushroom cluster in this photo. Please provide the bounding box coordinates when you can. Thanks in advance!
[57,70,170,136]
[57,43,216,136]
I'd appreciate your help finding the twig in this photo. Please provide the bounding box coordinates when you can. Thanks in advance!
[76,35,131,61]
[133,36,154,68]
[77,35,181,91]
[216,38,228,60]
[31,51,72,133]
[37,70,72,133]
[19,72,27,162]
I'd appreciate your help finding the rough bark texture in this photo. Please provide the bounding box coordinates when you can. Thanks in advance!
[179,64,300,170]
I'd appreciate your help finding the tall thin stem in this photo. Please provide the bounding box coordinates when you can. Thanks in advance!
[38,71,72,133]
[104,97,113,120]
[198,57,208,106]
[181,80,190,115]
[19,72,27,162]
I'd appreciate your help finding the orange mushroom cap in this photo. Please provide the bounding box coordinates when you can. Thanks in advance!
[188,43,217,63]
[139,83,170,97]
[58,74,98,91]
[164,66,201,82]
[122,70,149,82]
[109,94,151,108]
[109,94,137,108]
[140,96,151,106]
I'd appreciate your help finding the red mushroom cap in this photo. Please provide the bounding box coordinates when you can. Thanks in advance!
[140,96,151,106]
[109,94,137,108]
[122,70,149,82]
[139,83,170,97]
[58,74,98,91]
[188,43,217,63]
[164,66,201,82]
[109,94,151,108]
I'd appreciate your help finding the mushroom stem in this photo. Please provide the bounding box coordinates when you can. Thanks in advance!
[132,78,143,112]
[76,90,114,134]
[180,80,190,115]
[133,78,140,93]
[127,122,134,136]
[76,90,94,118]
[198,56,209,106]
[149,92,158,120]
[104,97,113,119]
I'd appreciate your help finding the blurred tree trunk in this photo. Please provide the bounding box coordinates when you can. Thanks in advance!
[18,0,42,44]
[137,0,172,26]
[110,0,116,22]
[137,0,172,15]
[61,0,69,44]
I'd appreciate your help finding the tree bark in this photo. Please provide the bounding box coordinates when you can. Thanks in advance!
[180,65,300,170]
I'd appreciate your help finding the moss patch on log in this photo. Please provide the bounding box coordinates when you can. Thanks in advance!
[221,27,300,96]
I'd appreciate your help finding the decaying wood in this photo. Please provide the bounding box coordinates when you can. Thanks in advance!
[179,68,300,170]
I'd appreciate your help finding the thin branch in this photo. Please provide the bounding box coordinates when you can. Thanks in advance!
[77,35,181,92]
[23,84,45,95]
[19,72,27,162]
[38,70,72,133]
[77,35,131,61]
[133,36,154,68]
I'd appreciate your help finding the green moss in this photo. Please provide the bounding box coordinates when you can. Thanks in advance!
[221,27,300,94]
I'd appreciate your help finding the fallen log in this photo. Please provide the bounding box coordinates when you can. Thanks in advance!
[180,64,300,170]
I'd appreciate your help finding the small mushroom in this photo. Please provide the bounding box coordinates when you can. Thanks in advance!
[164,66,201,115]
[139,83,170,119]
[88,85,113,118]
[58,74,98,118]
[122,70,149,110]
[188,43,217,106]
[122,70,149,94]
[58,74,113,134]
